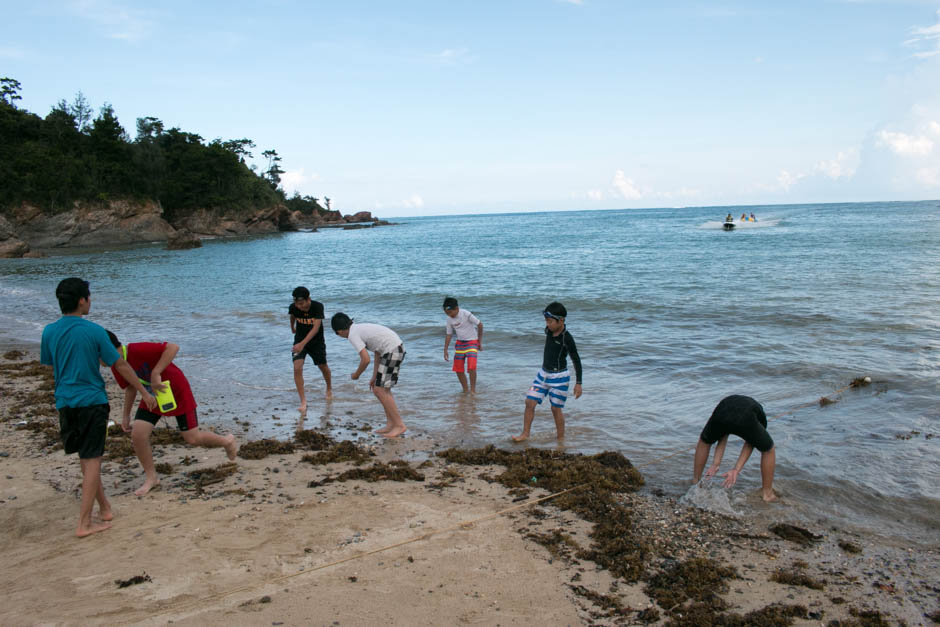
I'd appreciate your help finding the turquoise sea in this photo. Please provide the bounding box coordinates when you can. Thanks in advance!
[1,200,938,544]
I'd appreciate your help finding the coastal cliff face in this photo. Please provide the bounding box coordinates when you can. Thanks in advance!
[0,200,300,256]
[0,201,381,258]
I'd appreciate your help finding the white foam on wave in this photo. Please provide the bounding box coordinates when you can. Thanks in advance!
[679,481,742,516]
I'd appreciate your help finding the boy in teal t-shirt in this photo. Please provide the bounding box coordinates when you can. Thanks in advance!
[40,278,155,538]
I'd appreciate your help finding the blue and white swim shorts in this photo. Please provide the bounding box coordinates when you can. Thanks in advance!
[525,368,570,408]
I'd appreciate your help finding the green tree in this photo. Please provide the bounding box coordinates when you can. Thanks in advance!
[0,77,22,107]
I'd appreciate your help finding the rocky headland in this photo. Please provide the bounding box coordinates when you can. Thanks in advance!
[0,200,389,258]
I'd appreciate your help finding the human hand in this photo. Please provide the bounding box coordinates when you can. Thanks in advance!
[293,342,304,354]
[351,371,360,381]
[141,391,158,411]
[443,349,449,361]
[705,465,719,479]
[369,377,376,391]
[122,415,132,433]
[150,374,167,393]
[722,468,740,488]
[573,383,582,399]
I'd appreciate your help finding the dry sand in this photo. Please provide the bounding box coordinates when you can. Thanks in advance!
[1,349,937,626]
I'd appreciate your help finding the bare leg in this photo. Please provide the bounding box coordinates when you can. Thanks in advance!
[293,358,307,413]
[512,399,538,442]
[77,457,111,537]
[373,387,406,437]
[182,428,238,460]
[131,421,160,496]
[469,369,477,394]
[693,438,711,483]
[96,478,113,521]
[760,447,777,502]
[318,363,333,400]
[455,371,469,394]
[551,406,565,440]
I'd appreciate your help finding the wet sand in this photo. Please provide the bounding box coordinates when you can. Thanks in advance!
[1,349,937,626]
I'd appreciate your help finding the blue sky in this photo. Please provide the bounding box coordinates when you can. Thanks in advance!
[3,1,940,216]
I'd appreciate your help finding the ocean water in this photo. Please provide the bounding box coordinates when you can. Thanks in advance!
[1,200,938,544]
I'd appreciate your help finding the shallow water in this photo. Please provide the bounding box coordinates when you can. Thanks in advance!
[2,200,938,544]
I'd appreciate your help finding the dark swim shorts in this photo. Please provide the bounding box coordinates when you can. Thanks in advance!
[135,407,198,432]
[700,395,774,452]
[292,341,327,366]
[58,403,110,459]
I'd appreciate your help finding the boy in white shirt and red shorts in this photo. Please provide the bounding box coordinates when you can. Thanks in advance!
[442,297,484,394]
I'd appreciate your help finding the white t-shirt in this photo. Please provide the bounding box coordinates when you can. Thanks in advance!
[347,323,402,355]
[445,309,481,341]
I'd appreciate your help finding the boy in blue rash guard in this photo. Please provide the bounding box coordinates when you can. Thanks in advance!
[512,301,583,442]
[40,278,156,537]
[693,395,778,502]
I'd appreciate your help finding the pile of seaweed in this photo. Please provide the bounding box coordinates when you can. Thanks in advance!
[186,462,238,493]
[237,438,295,460]
[308,460,425,486]
[0,357,56,421]
[437,446,647,581]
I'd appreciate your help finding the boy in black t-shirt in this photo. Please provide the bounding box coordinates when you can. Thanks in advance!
[289,286,332,412]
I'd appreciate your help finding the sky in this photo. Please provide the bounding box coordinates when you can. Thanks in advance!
[3,0,940,217]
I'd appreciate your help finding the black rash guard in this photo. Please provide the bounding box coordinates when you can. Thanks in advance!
[542,326,582,384]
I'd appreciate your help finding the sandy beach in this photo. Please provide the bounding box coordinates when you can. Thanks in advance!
[1,349,937,626]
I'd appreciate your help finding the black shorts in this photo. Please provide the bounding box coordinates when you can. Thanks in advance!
[292,340,327,366]
[58,404,110,459]
[700,395,774,452]
[135,407,198,432]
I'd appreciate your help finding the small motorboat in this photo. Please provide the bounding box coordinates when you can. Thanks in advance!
[723,220,735,231]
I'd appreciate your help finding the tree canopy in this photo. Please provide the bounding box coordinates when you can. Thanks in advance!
[0,79,324,218]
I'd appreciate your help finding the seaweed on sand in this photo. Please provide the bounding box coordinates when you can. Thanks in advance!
[115,573,151,588]
[237,438,295,460]
[300,440,371,465]
[525,528,580,560]
[825,607,892,627]
[437,445,648,581]
[644,557,738,614]
[769,522,823,546]
[308,460,424,486]
[771,566,825,590]
[15,420,61,448]
[187,462,238,492]
[293,429,335,451]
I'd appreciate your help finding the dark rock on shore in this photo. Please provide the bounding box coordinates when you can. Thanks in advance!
[165,229,202,250]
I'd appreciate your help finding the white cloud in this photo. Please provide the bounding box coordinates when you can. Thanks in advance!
[402,194,425,209]
[430,48,472,66]
[612,170,643,199]
[876,129,934,156]
[906,9,940,58]
[776,170,805,191]
[587,189,603,200]
[66,0,154,43]
[280,168,320,195]
[814,149,859,179]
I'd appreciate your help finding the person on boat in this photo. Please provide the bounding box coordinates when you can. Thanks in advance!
[750,212,757,221]
[725,213,733,222]
[740,213,747,221]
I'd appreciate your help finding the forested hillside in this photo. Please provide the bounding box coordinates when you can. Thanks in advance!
[0,77,324,220]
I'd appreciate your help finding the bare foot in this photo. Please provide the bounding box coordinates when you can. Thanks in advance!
[325,389,333,400]
[762,490,779,503]
[134,477,161,497]
[382,426,407,438]
[298,402,308,414]
[374,425,393,434]
[76,520,112,538]
[224,434,239,460]
[511,433,529,442]
[97,505,114,522]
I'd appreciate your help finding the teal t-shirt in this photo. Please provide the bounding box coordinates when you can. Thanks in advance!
[40,316,120,409]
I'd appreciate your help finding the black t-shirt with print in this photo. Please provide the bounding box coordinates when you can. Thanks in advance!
[289,301,326,347]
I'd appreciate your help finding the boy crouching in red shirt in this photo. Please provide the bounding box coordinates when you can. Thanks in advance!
[107,331,238,496]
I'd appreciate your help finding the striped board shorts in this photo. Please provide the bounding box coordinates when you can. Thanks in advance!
[375,345,406,389]
[452,339,480,372]
[525,368,570,408]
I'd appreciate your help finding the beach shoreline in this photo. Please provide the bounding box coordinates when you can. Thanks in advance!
[1,348,937,626]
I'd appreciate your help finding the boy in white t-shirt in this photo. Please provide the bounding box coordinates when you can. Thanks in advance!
[330,312,407,438]
[442,297,484,394]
